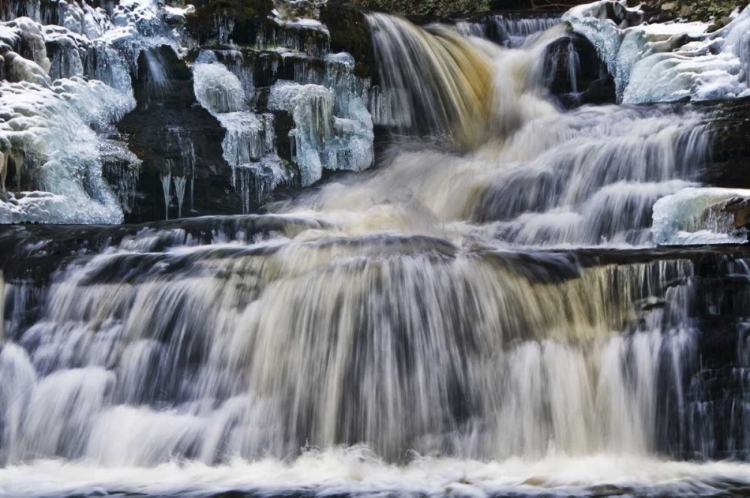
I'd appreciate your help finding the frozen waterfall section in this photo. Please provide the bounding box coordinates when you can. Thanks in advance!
[186,5,375,213]
[0,1,196,223]
[0,0,376,223]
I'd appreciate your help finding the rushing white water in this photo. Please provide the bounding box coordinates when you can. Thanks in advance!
[0,225,707,460]
[287,102,707,247]
[455,13,562,48]
[5,452,750,497]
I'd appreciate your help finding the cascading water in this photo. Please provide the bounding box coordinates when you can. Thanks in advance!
[3,0,750,496]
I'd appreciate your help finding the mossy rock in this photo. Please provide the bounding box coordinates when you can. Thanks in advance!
[348,0,490,18]
[320,1,376,80]
[186,0,275,45]
[640,0,748,27]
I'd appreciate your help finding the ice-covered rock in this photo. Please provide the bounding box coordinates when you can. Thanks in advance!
[0,0,192,224]
[193,51,247,114]
[565,1,750,104]
[0,78,134,224]
[268,79,373,186]
[193,51,291,210]
[652,187,750,246]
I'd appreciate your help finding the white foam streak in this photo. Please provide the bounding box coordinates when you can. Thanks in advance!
[3,451,750,497]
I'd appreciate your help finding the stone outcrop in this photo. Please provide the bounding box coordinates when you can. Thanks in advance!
[116,46,249,223]
[349,0,490,18]
[701,99,750,190]
[637,0,750,29]
[544,33,616,108]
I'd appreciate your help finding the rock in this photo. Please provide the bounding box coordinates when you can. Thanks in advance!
[185,0,275,45]
[574,77,617,106]
[700,99,750,190]
[116,45,249,223]
[639,0,749,27]
[320,1,375,80]
[723,198,750,229]
[544,34,616,108]
[276,0,327,20]
[349,0,490,18]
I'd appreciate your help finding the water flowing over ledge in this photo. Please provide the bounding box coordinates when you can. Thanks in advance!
[2,1,750,496]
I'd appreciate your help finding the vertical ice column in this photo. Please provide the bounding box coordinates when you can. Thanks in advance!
[161,168,172,221]
[173,176,186,219]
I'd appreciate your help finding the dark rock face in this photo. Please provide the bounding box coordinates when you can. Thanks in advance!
[116,46,245,223]
[321,1,376,80]
[543,33,616,108]
[186,0,331,56]
[0,214,325,282]
[701,98,750,189]
[349,0,490,18]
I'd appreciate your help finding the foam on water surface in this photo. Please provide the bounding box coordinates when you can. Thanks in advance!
[3,452,750,497]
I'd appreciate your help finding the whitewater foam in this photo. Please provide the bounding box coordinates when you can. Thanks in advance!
[3,451,750,497]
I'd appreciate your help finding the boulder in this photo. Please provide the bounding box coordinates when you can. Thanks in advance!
[544,33,616,108]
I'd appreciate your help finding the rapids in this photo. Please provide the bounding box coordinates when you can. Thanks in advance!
[2,0,750,496]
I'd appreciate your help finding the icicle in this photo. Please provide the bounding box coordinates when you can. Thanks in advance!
[173,176,186,219]
[161,166,172,221]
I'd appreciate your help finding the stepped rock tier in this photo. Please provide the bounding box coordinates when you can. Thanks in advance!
[2,0,750,496]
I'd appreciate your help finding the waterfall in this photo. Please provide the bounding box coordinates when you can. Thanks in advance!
[3,1,750,496]
[0,229,723,462]
[0,271,4,345]
[567,38,580,93]
[367,14,495,146]
[143,47,172,98]
[173,176,186,219]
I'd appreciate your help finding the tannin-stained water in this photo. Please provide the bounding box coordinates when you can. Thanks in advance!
[3,3,750,497]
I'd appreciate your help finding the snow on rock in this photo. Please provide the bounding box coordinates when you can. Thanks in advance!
[0,0,192,224]
[0,78,134,223]
[652,187,750,246]
[564,0,750,104]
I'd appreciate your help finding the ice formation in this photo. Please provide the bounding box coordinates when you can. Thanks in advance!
[193,51,290,210]
[268,77,373,187]
[652,188,750,246]
[0,0,193,223]
[194,45,373,190]
[564,0,750,103]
